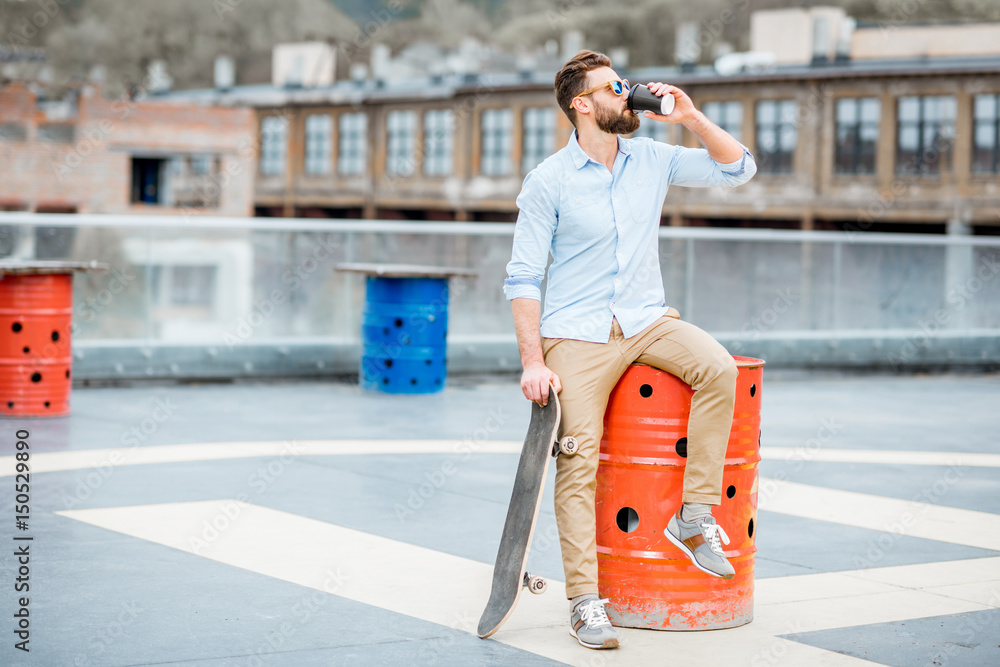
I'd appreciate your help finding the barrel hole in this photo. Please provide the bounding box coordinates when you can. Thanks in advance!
[6,401,12,408]
[44,401,50,408]
[382,327,389,335]
[425,359,432,365]
[410,378,417,385]
[31,372,42,383]
[616,507,639,533]
[382,377,389,385]
[758,430,762,447]
[394,318,403,327]
[51,331,60,342]
[748,517,754,539]
[675,437,688,458]
[750,383,757,398]
[639,384,653,398]
[66,370,71,379]
[23,347,30,354]
[726,485,736,499]
[434,378,441,385]
[384,359,393,368]
[12,322,22,333]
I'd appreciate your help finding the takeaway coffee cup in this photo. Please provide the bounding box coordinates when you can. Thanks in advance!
[627,84,675,117]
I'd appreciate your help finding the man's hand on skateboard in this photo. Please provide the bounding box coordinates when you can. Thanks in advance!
[520,362,561,407]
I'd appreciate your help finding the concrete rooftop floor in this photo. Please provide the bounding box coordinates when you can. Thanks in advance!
[2,370,999,666]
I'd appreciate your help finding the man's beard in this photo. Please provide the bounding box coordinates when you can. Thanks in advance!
[595,101,641,135]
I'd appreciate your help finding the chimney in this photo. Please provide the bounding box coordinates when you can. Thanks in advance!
[214,56,235,90]
[561,30,583,61]
[675,21,700,72]
[370,43,391,82]
[147,60,172,94]
[349,62,368,82]
[835,17,855,61]
[811,16,830,65]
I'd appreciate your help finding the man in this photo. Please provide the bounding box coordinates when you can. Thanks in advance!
[502,50,757,650]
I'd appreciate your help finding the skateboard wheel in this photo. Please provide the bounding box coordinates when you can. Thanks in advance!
[559,437,578,456]
[523,573,547,595]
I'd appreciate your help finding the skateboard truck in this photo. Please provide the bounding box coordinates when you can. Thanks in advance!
[523,572,547,595]
[551,436,579,458]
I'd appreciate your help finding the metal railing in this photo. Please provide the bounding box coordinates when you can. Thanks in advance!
[1,213,997,378]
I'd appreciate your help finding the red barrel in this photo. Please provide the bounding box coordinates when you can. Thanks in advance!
[0,273,74,417]
[596,357,764,630]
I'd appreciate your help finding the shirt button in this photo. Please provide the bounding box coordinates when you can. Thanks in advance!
[576,198,581,203]
[638,180,642,185]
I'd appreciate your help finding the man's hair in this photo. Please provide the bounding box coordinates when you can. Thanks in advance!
[554,50,612,128]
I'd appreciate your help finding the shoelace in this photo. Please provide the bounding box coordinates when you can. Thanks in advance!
[700,522,731,555]
[579,598,612,629]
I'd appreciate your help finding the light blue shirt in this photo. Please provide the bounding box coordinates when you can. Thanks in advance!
[503,129,757,343]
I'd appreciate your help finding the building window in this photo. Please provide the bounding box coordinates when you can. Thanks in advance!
[835,97,880,174]
[703,101,743,142]
[176,156,221,209]
[423,109,454,176]
[631,116,668,142]
[37,123,75,144]
[0,123,27,142]
[260,116,288,176]
[896,95,956,175]
[973,94,1000,174]
[755,100,797,173]
[131,158,165,204]
[304,114,332,175]
[481,108,512,176]
[189,155,214,175]
[338,112,367,175]
[386,110,417,176]
[521,107,555,173]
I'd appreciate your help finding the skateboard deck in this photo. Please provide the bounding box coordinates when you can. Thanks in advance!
[478,389,576,638]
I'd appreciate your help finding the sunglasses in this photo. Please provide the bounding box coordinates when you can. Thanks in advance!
[572,79,630,108]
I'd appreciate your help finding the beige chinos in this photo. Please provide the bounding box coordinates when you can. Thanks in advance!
[541,309,737,599]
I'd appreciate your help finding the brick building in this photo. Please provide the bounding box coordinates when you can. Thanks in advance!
[0,82,255,217]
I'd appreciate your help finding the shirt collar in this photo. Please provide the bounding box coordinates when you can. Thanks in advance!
[567,129,631,170]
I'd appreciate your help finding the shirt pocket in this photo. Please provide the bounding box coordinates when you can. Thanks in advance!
[558,193,607,240]
[624,179,658,225]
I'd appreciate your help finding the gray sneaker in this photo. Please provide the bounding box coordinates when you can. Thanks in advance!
[664,512,735,579]
[569,597,620,649]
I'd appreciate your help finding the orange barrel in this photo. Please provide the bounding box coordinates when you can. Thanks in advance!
[0,262,104,418]
[595,356,765,630]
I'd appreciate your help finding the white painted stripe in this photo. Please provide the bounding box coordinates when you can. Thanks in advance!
[761,447,1000,468]
[0,440,523,477]
[759,477,1000,551]
[55,500,997,667]
[7,440,1000,479]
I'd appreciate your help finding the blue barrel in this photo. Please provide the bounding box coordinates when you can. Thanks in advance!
[360,276,449,393]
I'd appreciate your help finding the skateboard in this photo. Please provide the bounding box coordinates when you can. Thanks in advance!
[478,387,579,638]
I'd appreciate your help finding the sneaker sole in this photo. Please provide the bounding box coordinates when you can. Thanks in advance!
[569,626,620,649]
[663,523,735,580]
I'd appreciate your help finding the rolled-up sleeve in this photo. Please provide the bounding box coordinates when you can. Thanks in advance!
[660,143,757,187]
[503,168,557,301]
